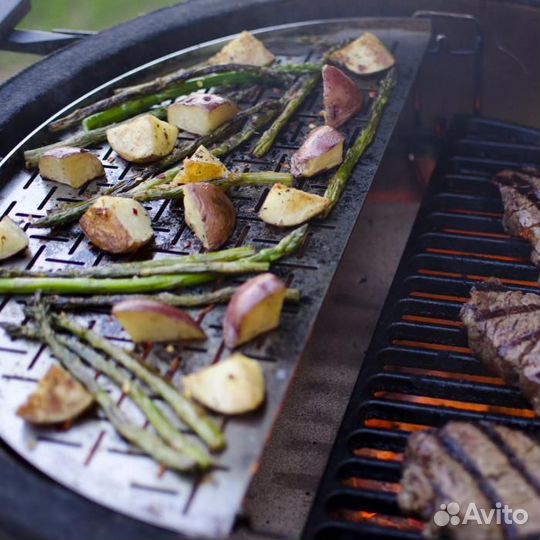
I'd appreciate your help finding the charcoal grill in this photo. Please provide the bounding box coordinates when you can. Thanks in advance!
[0,16,430,540]
[303,116,540,540]
[1,1,539,539]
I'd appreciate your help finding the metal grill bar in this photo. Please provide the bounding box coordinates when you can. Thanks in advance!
[0,19,429,539]
[303,116,540,540]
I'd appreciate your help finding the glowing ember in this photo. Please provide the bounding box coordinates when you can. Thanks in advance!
[392,339,471,354]
[401,314,464,328]
[426,247,529,263]
[353,447,404,462]
[374,391,536,418]
[335,509,425,531]
[384,365,505,386]
[342,477,401,493]
[364,418,429,432]
[418,268,538,288]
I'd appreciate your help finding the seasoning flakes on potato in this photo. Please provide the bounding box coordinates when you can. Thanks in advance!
[259,183,330,227]
[329,32,395,76]
[168,94,238,136]
[79,196,154,254]
[183,353,265,415]
[183,182,236,250]
[17,365,93,425]
[173,145,229,184]
[290,125,345,178]
[223,273,286,348]
[208,30,275,66]
[106,114,178,163]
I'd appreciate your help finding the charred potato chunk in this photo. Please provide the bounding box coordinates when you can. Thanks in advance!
[106,114,178,163]
[223,273,286,348]
[79,196,153,254]
[167,94,238,136]
[290,125,345,178]
[208,31,275,66]
[330,32,395,76]
[0,217,29,261]
[39,147,104,188]
[323,65,363,128]
[17,365,93,424]
[183,353,265,414]
[112,299,206,343]
[173,145,229,184]
[183,183,236,251]
[259,183,330,227]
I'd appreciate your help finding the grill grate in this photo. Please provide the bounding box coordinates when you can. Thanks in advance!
[303,116,540,540]
[0,19,430,539]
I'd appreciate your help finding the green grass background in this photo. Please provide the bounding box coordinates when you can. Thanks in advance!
[0,1,179,83]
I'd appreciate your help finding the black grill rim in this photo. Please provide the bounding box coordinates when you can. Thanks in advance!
[2,0,538,159]
[303,115,540,540]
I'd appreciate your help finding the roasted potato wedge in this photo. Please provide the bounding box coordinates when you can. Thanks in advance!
[112,299,206,343]
[17,365,93,424]
[167,94,238,136]
[183,183,236,251]
[208,30,275,66]
[259,183,330,227]
[290,125,345,178]
[223,273,286,348]
[183,353,265,414]
[106,114,178,163]
[329,32,395,76]
[39,147,104,188]
[323,65,363,128]
[80,196,153,254]
[172,145,229,185]
[0,217,29,261]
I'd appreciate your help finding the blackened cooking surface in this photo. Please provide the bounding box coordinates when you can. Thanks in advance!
[0,19,429,538]
[303,116,540,540]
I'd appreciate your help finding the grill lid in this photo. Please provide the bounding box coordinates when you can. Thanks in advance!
[0,18,429,539]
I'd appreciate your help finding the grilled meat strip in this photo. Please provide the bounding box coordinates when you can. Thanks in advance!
[494,169,540,266]
[460,282,540,413]
[398,421,540,539]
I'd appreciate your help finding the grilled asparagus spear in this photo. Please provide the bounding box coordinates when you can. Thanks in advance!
[323,71,396,215]
[52,313,226,451]
[23,109,167,168]
[252,73,320,157]
[0,225,307,295]
[4,308,198,471]
[50,64,319,132]
[33,100,284,229]
[59,335,213,468]
[115,62,321,100]
[44,287,301,310]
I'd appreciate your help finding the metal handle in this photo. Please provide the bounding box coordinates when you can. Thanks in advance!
[413,10,484,115]
[0,0,91,55]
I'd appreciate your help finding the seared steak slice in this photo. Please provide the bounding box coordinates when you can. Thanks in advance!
[398,421,540,539]
[495,169,540,266]
[460,283,540,413]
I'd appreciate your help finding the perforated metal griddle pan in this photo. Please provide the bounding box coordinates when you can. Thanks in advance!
[0,18,430,538]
